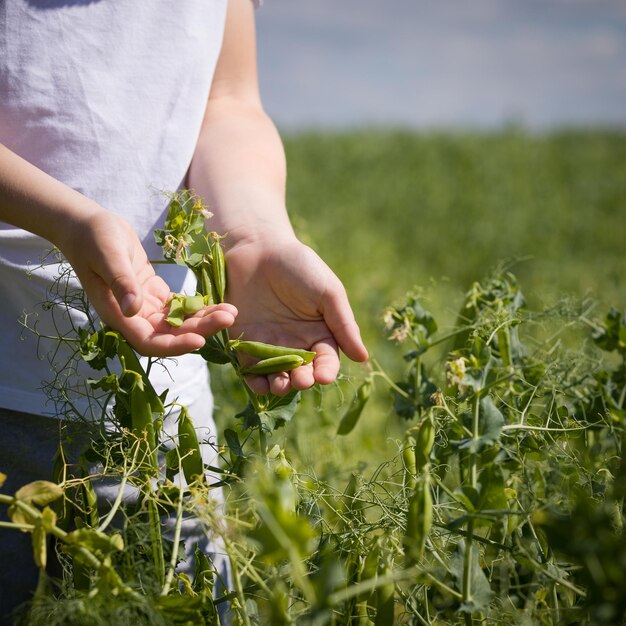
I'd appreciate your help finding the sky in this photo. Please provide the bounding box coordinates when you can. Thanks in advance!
[255,0,626,130]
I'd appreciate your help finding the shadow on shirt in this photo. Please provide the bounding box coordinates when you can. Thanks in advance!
[26,0,102,8]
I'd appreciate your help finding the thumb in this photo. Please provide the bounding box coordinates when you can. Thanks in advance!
[112,275,143,317]
[93,246,146,318]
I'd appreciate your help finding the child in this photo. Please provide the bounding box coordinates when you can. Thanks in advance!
[0,0,368,619]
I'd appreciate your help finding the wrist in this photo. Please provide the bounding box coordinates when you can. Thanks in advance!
[223,222,298,252]
[46,198,107,253]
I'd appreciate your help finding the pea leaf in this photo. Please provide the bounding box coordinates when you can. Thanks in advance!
[66,528,124,554]
[237,391,301,431]
[15,480,64,507]
[224,428,244,458]
[450,541,494,612]
[458,396,504,452]
[476,463,508,513]
[195,336,230,365]
[392,367,437,420]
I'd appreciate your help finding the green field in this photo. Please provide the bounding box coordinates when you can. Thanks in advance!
[284,128,625,344]
[213,128,626,470]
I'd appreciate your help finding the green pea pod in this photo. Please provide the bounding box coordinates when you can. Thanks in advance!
[118,339,161,480]
[200,263,215,305]
[374,565,395,626]
[82,477,99,528]
[177,407,205,485]
[229,339,316,365]
[32,519,47,569]
[182,294,205,315]
[414,415,435,470]
[166,295,185,328]
[337,377,372,436]
[148,498,165,587]
[403,434,417,492]
[130,379,158,471]
[130,378,152,434]
[210,238,226,303]
[240,354,305,375]
[192,545,215,594]
[404,474,433,565]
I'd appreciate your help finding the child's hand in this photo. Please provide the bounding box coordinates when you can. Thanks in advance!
[58,209,237,357]
[224,234,368,395]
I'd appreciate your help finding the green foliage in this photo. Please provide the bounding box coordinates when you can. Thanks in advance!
[3,131,626,624]
[4,268,626,624]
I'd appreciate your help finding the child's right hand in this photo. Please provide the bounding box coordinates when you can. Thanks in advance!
[56,208,237,357]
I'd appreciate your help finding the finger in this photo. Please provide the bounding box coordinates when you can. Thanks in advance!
[310,338,341,385]
[172,307,237,337]
[321,285,369,363]
[290,361,316,390]
[124,327,208,357]
[245,374,270,395]
[97,252,151,318]
[119,308,237,357]
[268,371,292,396]
[175,303,238,335]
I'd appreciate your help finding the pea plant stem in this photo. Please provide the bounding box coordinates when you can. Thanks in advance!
[223,538,254,626]
[370,364,410,399]
[97,452,135,533]
[161,473,185,596]
[462,392,481,624]
[0,520,34,531]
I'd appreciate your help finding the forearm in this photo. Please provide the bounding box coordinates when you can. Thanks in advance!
[186,99,296,247]
[0,143,102,248]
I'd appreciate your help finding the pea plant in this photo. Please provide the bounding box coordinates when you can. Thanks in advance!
[1,192,625,625]
[321,273,626,625]
[0,192,317,625]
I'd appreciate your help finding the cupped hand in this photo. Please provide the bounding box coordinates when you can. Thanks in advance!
[57,209,237,356]
[224,235,368,395]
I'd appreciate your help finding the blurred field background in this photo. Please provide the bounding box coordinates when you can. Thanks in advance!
[212,0,626,478]
[210,128,626,477]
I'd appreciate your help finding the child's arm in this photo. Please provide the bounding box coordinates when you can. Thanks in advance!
[0,143,236,356]
[186,0,368,395]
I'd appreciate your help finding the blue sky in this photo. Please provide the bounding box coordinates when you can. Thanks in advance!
[255,0,626,130]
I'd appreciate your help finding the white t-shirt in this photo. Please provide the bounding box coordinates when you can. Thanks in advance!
[0,0,231,417]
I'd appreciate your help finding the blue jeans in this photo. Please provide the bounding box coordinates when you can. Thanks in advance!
[0,406,230,625]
